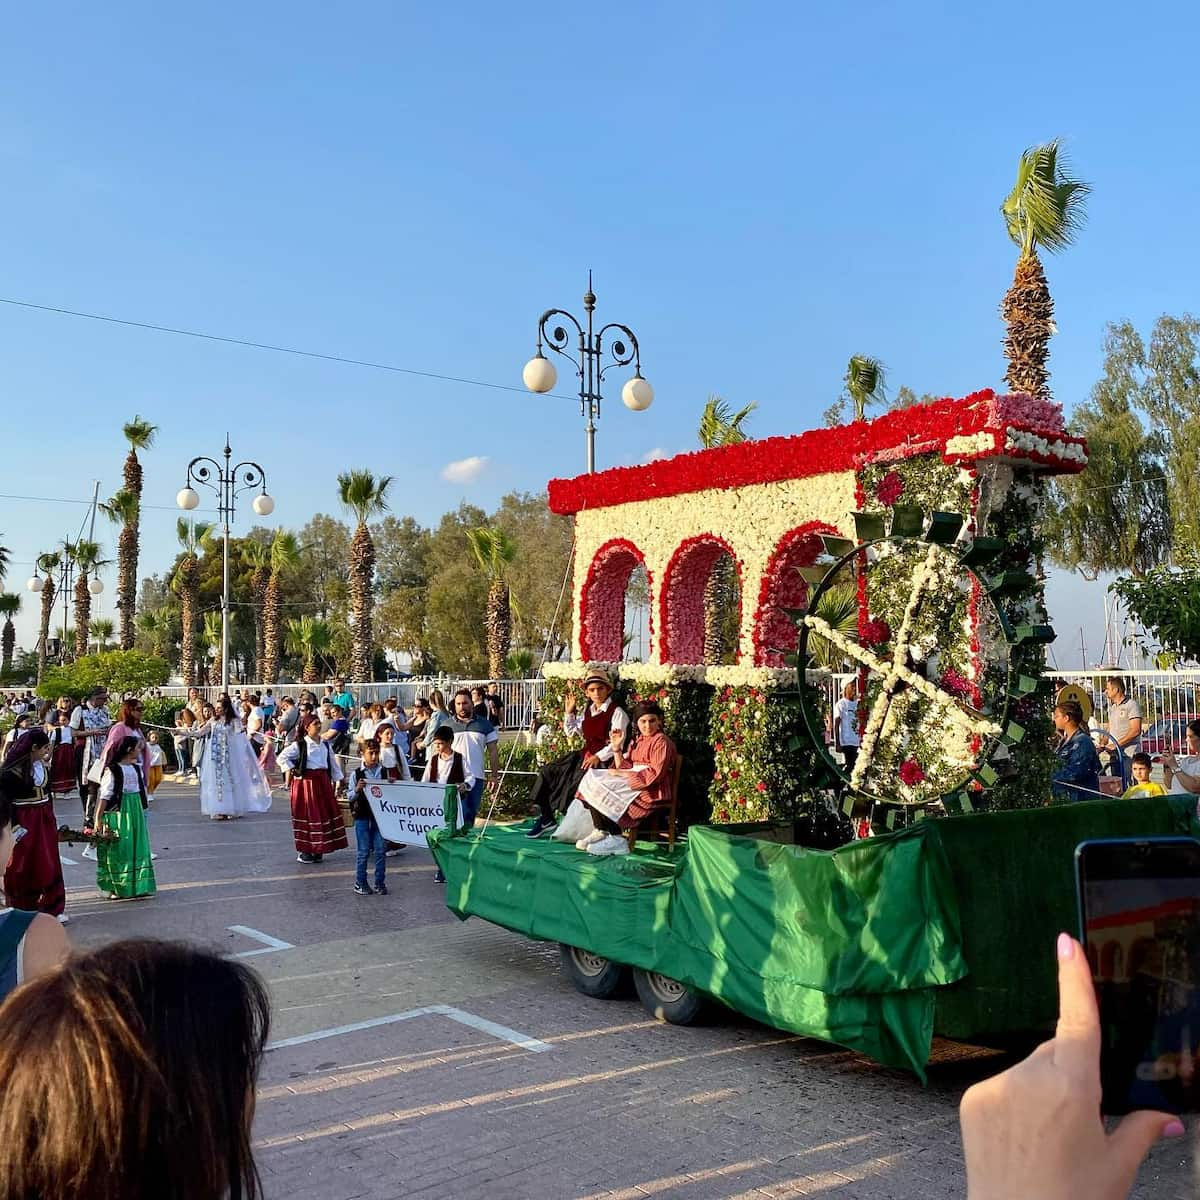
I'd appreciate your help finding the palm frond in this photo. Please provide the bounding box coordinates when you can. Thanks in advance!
[176,519,214,553]
[466,527,517,578]
[0,593,21,619]
[337,470,393,525]
[270,529,301,572]
[844,355,888,421]
[805,583,860,671]
[100,488,140,525]
[122,416,158,450]
[1001,138,1091,256]
[698,394,756,448]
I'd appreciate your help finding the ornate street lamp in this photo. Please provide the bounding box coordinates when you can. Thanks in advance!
[177,438,273,692]
[523,273,653,473]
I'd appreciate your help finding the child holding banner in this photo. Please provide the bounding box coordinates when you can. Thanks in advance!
[422,727,474,884]
[349,739,388,896]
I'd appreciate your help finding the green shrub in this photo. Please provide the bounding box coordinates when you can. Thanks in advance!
[37,651,170,703]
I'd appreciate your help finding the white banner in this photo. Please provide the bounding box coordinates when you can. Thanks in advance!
[365,781,461,846]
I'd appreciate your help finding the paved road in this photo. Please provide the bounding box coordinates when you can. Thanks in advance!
[59,782,1193,1200]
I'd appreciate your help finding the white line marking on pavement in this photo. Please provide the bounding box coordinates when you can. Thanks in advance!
[59,854,79,866]
[265,1005,552,1054]
[227,925,295,958]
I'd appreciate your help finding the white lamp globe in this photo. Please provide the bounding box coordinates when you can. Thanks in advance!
[26,576,43,593]
[177,487,200,511]
[252,493,275,517]
[523,354,557,394]
[88,578,104,596]
[622,375,654,412]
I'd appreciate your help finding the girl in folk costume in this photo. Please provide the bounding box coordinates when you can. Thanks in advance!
[189,696,272,821]
[376,723,412,782]
[245,698,280,783]
[145,732,166,797]
[0,730,68,920]
[278,715,348,864]
[46,709,77,797]
[95,735,156,900]
[574,701,678,857]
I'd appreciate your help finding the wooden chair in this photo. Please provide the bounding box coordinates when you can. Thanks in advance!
[624,755,683,852]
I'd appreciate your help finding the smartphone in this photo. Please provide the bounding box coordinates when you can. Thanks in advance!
[1076,837,1200,1114]
[10,826,26,845]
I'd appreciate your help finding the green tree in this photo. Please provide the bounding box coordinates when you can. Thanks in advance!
[698,396,755,664]
[1111,567,1200,666]
[32,551,60,683]
[90,618,115,651]
[0,594,20,673]
[200,611,223,684]
[1000,139,1090,399]
[286,616,333,684]
[372,515,434,670]
[844,356,888,422]
[135,606,177,662]
[69,540,107,660]
[244,538,272,678]
[99,488,140,651]
[890,386,941,409]
[0,536,9,585]
[262,530,301,685]
[466,526,517,679]
[337,470,393,682]
[1045,323,1171,578]
[37,649,170,701]
[172,520,213,687]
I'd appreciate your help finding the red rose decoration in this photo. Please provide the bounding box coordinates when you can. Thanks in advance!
[860,618,891,647]
[875,471,904,506]
[755,781,766,792]
[939,668,971,699]
[899,759,926,786]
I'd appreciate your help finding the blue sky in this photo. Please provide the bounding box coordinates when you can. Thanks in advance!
[1,1,1193,663]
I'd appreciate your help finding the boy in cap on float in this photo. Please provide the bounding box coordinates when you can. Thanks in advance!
[526,668,629,837]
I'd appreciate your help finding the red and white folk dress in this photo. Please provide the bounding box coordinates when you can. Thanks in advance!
[277,737,348,857]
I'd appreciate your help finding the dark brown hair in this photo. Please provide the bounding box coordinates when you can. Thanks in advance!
[1055,699,1084,727]
[118,698,143,728]
[0,939,270,1200]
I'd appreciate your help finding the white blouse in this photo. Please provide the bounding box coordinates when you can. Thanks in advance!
[99,764,143,802]
[277,737,345,782]
[379,744,412,781]
[423,753,475,791]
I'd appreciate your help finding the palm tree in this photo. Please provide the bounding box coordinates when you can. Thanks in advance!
[244,540,272,679]
[698,396,756,664]
[172,519,213,687]
[99,488,140,651]
[33,551,60,683]
[70,541,107,660]
[262,530,300,686]
[117,417,157,646]
[0,537,9,586]
[286,616,333,684]
[90,618,115,652]
[844,356,888,422]
[466,527,517,679]
[1000,140,1090,399]
[135,607,175,661]
[804,584,860,671]
[200,611,223,686]
[337,470,393,683]
[0,593,20,673]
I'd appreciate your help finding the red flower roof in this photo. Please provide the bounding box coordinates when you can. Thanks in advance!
[547,389,1085,515]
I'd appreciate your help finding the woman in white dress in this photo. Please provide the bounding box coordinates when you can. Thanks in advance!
[189,696,272,820]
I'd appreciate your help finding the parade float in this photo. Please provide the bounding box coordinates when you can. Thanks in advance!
[429,389,1197,1076]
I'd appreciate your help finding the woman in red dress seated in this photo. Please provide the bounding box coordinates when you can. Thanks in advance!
[574,701,677,857]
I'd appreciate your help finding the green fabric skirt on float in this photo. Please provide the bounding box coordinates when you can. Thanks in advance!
[97,791,156,899]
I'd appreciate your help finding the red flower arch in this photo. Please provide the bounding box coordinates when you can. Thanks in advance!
[579,539,650,663]
[752,522,837,666]
[658,535,743,665]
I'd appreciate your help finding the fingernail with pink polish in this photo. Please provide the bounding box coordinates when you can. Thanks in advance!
[1163,1120,1186,1138]
[1056,932,1074,961]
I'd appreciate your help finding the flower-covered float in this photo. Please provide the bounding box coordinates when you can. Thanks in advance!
[430,391,1199,1075]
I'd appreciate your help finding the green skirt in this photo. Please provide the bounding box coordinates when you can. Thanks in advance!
[96,791,156,899]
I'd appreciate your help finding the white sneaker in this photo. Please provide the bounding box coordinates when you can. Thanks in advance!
[586,834,630,857]
[150,852,159,861]
[56,913,69,925]
[575,829,606,851]
[81,845,97,860]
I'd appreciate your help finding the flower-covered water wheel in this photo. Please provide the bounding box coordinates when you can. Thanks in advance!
[795,507,1051,822]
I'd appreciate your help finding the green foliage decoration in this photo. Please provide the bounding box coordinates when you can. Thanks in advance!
[36,650,170,702]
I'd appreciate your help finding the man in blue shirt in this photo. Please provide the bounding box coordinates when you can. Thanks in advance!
[332,678,356,716]
[1052,699,1101,802]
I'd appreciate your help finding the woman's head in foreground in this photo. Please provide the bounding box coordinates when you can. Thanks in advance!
[0,939,271,1200]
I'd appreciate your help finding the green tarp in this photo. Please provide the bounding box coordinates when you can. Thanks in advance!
[428,794,1200,1077]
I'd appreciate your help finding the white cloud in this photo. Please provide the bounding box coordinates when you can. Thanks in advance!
[441,456,489,484]
[642,447,670,463]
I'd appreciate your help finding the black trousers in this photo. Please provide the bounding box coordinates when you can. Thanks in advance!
[529,751,586,822]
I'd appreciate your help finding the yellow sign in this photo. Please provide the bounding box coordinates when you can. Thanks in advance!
[1055,683,1094,724]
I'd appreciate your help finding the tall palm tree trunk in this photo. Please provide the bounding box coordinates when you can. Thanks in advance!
[37,578,56,682]
[118,521,138,649]
[252,565,269,679]
[303,651,320,684]
[349,522,376,682]
[1001,250,1054,400]
[1,621,14,673]
[485,579,511,680]
[703,556,736,663]
[74,576,91,660]
[262,576,281,685]
[179,559,198,686]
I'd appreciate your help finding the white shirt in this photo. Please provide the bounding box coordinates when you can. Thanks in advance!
[424,753,475,792]
[99,763,144,802]
[1168,754,1200,795]
[357,718,378,743]
[379,744,412,781]
[563,697,629,763]
[833,698,860,748]
[277,736,345,782]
